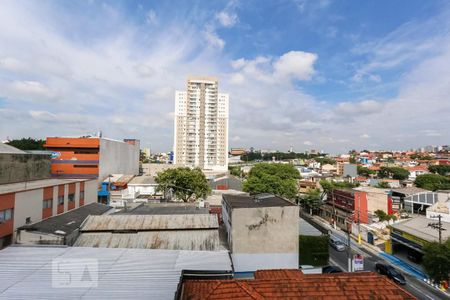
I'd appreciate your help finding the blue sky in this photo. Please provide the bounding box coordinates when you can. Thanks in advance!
[1,0,450,153]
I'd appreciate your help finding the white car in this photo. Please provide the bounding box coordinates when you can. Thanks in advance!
[329,236,346,251]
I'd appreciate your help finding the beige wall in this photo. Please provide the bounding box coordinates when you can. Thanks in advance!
[231,206,299,254]
[13,189,43,231]
[84,179,97,205]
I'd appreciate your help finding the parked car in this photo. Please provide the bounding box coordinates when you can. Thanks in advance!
[329,236,346,251]
[375,263,406,285]
[322,265,343,273]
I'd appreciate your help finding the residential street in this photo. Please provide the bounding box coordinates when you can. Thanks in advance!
[304,215,450,300]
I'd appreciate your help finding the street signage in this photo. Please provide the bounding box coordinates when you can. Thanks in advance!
[353,254,364,271]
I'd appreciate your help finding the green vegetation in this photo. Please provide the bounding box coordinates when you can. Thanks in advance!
[410,154,434,160]
[374,209,396,221]
[428,165,450,176]
[414,174,450,191]
[357,166,376,177]
[313,157,335,166]
[155,167,211,202]
[376,181,390,188]
[240,151,327,162]
[228,165,242,177]
[319,180,359,196]
[377,166,410,180]
[7,138,45,150]
[299,235,329,266]
[139,150,149,163]
[243,163,300,199]
[299,189,322,214]
[422,238,450,284]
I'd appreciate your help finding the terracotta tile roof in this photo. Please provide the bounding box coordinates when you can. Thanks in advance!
[181,271,416,300]
[407,166,429,172]
[355,176,368,181]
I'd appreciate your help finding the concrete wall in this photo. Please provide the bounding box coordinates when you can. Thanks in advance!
[0,154,51,184]
[229,206,299,272]
[84,179,98,205]
[16,231,64,245]
[99,139,139,181]
[13,189,43,232]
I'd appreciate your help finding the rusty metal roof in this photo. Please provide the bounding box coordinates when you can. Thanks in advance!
[80,214,219,232]
[74,230,224,251]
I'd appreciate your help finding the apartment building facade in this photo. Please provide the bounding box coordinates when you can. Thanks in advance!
[173,77,229,171]
[44,136,140,181]
[0,178,97,248]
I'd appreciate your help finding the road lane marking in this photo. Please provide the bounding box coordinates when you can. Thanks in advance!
[408,283,436,300]
[329,258,347,272]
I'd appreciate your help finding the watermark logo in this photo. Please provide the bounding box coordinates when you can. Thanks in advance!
[52,258,98,288]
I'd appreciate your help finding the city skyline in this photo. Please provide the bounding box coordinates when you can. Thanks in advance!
[1,1,450,153]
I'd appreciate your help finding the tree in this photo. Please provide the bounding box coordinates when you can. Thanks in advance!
[422,238,450,284]
[415,174,450,191]
[314,157,336,166]
[378,167,410,180]
[429,165,450,176]
[374,209,396,221]
[300,189,322,214]
[228,166,242,177]
[155,167,211,202]
[376,181,390,188]
[357,166,375,177]
[243,163,300,199]
[7,138,45,150]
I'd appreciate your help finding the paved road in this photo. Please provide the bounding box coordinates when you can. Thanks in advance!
[308,216,449,300]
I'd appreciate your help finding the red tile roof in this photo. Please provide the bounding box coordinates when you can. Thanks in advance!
[181,270,416,300]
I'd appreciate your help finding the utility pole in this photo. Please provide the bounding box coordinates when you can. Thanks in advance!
[428,215,446,244]
[346,216,352,272]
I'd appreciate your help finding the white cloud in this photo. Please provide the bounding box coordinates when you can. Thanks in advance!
[203,26,225,49]
[274,51,318,81]
[360,134,370,139]
[146,9,158,25]
[216,11,238,28]
[303,140,312,146]
[335,100,383,116]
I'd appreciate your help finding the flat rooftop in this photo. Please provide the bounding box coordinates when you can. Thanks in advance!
[222,193,296,209]
[390,215,450,243]
[18,203,112,236]
[0,178,92,195]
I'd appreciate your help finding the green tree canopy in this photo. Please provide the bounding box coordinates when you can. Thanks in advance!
[422,238,450,283]
[428,165,450,176]
[414,174,450,191]
[378,167,410,180]
[7,138,45,150]
[243,163,300,199]
[155,167,211,202]
[357,166,375,177]
[300,189,322,214]
[314,157,336,166]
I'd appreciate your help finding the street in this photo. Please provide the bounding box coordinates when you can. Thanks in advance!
[307,215,450,300]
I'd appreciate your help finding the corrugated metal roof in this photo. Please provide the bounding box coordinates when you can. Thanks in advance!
[0,246,232,300]
[81,214,218,232]
[128,175,156,185]
[74,230,224,251]
[0,143,26,154]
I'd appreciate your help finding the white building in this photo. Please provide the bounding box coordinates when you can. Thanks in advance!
[173,77,229,172]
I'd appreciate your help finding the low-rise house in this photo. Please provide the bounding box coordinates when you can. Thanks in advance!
[16,203,112,246]
[354,186,391,216]
[222,193,299,273]
[407,166,429,180]
[320,189,368,231]
[177,269,416,299]
[390,187,440,214]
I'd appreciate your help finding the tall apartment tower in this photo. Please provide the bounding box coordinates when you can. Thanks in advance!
[174,77,229,171]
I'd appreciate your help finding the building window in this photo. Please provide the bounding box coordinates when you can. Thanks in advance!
[58,196,64,205]
[26,217,31,224]
[0,209,12,222]
[68,193,75,202]
[43,199,52,209]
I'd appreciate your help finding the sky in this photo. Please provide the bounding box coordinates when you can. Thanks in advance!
[1,0,450,153]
